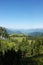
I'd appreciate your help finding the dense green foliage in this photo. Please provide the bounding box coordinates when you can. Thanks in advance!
[0,27,43,65]
[0,27,9,39]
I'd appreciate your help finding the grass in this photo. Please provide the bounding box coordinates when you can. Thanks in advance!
[11,37,26,42]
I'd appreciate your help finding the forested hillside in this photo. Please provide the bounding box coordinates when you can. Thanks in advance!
[0,27,43,65]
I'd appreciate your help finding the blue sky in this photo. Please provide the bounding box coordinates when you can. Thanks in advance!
[0,0,43,29]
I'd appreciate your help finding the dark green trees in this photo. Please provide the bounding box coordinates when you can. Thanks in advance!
[0,27,9,39]
[34,39,41,56]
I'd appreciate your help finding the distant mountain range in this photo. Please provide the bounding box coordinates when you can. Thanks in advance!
[6,29,23,34]
[0,26,43,38]
[29,32,43,36]
[6,28,43,36]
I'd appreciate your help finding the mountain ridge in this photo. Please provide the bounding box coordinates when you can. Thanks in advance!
[0,26,43,36]
[6,28,43,36]
[6,28,43,33]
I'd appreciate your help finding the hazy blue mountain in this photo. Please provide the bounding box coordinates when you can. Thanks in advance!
[6,29,22,34]
[28,32,43,36]
[6,28,43,36]
[6,29,43,33]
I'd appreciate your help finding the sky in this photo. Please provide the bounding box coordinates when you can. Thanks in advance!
[0,0,43,29]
